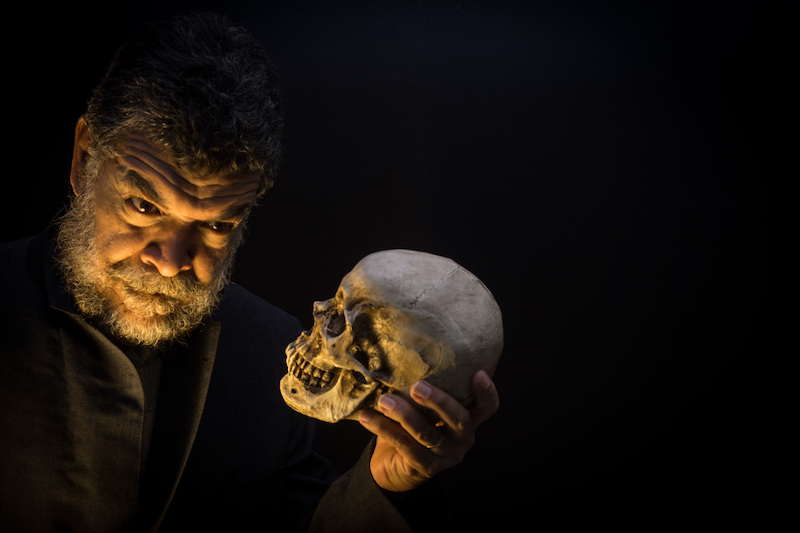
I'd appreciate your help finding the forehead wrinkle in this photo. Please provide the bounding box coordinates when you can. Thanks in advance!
[156,186,256,223]
[189,194,255,221]
[117,136,259,201]
[114,150,259,222]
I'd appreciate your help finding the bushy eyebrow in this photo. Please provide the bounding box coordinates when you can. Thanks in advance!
[119,168,252,223]
[120,169,162,204]
[218,202,252,222]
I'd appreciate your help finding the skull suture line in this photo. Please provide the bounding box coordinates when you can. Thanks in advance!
[280,250,503,423]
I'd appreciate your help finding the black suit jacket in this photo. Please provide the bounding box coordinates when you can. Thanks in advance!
[0,231,434,532]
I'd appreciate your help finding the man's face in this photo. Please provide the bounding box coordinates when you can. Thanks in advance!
[59,118,261,346]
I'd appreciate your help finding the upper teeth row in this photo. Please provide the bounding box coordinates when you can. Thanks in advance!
[288,354,337,389]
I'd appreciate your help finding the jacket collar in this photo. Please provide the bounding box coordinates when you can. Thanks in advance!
[30,228,222,531]
[136,320,221,531]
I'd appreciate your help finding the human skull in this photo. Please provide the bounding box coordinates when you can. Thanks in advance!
[279,250,503,423]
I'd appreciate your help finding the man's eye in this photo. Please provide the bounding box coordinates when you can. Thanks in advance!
[205,221,235,235]
[128,197,160,215]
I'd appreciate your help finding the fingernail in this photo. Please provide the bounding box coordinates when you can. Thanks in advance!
[412,381,431,399]
[378,394,397,412]
[475,370,491,390]
[359,410,373,424]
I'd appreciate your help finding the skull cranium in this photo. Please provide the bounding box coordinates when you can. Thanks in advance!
[279,250,503,423]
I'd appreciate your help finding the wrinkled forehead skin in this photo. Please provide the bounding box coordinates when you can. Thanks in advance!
[340,250,504,400]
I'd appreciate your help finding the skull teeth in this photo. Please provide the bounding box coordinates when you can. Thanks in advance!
[288,354,339,392]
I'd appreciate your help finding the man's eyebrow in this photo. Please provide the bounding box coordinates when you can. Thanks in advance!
[118,167,253,221]
[219,203,252,222]
[120,170,162,204]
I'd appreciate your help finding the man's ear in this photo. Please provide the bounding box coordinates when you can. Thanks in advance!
[69,115,91,195]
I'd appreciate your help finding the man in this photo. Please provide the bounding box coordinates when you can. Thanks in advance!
[0,12,499,532]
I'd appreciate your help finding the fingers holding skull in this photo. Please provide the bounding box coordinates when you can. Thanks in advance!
[385,384,471,456]
[395,371,498,452]
[359,372,499,492]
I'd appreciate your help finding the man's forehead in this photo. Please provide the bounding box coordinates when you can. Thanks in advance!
[116,135,261,200]
[111,135,261,217]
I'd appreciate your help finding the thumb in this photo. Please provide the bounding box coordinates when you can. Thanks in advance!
[468,370,500,427]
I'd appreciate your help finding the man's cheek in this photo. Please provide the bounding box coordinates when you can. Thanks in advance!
[96,227,151,268]
[194,248,232,285]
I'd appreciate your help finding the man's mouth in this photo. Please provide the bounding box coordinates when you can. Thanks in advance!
[114,282,182,316]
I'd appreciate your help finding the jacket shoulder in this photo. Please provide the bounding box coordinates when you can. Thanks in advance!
[216,282,302,340]
[210,282,302,388]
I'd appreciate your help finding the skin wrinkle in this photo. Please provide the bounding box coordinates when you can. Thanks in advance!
[115,139,259,223]
[115,166,253,228]
[58,127,259,347]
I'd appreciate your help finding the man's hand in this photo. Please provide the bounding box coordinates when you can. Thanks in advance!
[358,370,500,493]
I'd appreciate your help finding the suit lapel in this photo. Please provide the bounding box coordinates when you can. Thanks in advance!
[136,319,221,532]
[34,230,224,530]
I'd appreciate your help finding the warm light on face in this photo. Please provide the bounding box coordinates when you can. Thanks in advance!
[58,134,260,346]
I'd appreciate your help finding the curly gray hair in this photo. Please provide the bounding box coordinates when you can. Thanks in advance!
[86,12,283,196]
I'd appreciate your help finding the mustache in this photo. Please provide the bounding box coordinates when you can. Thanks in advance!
[106,261,206,302]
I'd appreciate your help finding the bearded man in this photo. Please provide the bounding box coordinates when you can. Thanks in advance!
[0,11,499,533]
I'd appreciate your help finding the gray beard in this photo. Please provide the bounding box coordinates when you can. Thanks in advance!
[56,178,239,348]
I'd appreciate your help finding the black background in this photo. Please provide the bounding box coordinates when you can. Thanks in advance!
[6,0,777,528]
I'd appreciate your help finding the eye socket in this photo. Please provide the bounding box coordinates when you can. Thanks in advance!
[324,311,346,337]
[127,197,160,216]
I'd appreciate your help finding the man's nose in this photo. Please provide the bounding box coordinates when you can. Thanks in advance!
[140,225,195,277]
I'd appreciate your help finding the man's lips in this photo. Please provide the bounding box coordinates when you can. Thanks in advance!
[109,280,183,316]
